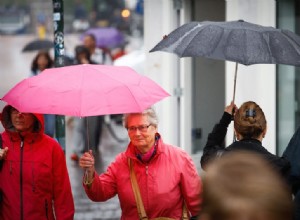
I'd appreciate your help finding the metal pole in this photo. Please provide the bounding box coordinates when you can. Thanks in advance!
[174,0,182,147]
[53,0,66,152]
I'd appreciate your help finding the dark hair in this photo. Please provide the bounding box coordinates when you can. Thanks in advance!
[234,101,266,139]
[84,33,97,42]
[74,45,92,63]
[31,50,54,73]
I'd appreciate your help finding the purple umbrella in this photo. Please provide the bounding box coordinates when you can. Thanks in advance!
[80,27,125,48]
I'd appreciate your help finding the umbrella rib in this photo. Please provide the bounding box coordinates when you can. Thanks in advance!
[261,32,274,64]
[282,32,300,55]
[181,24,206,57]
[88,64,145,111]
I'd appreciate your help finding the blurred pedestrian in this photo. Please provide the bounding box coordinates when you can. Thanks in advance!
[70,45,104,162]
[83,33,112,65]
[79,107,202,219]
[0,105,74,219]
[111,43,127,61]
[30,50,53,76]
[198,150,293,220]
[200,101,291,180]
[283,125,300,220]
[30,50,56,138]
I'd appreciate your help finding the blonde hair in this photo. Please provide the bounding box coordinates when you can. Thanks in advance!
[199,151,293,220]
[234,101,266,139]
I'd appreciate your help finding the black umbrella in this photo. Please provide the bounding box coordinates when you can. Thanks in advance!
[22,39,54,52]
[150,20,300,101]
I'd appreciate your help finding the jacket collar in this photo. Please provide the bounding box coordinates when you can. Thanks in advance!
[125,133,164,160]
[239,138,262,145]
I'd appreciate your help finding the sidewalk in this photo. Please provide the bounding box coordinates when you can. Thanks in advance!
[66,117,128,220]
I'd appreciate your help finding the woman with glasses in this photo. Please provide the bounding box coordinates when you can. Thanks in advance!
[79,107,202,219]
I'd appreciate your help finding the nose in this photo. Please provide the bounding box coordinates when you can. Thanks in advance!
[15,112,27,118]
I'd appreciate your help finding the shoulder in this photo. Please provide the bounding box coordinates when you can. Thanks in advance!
[110,151,128,167]
[162,143,193,163]
[41,135,64,153]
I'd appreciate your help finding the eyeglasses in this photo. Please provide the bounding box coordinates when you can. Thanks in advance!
[127,124,152,133]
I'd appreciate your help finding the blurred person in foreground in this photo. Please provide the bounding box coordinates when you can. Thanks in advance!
[79,107,202,219]
[200,101,291,180]
[30,50,56,138]
[198,151,294,220]
[283,125,300,220]
[0,105,74,219]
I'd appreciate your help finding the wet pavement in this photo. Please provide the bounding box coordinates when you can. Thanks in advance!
[66,116,129,220]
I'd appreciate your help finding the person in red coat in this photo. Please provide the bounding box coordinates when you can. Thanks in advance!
[79,107,202,219]
[0,105,74,220]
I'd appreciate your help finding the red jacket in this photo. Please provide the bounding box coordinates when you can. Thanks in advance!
[84,134,202,219]
[0,105,74,220]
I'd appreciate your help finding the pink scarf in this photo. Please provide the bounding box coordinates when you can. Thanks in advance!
[136,145,156,163]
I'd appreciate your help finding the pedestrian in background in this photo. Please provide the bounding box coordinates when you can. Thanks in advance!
[200,101,291,181]
[79,107,202,219]
[0,105,74,219]
[70,45,104,162]
[198,151,293,220]
[83,33,112,65]
[30,50,56,138]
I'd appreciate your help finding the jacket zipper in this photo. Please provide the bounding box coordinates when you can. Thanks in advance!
[45,199,49,220]
[145,165,148,175]
[20,138,24,220]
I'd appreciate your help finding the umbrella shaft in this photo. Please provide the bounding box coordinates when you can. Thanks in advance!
[232,62,238,103]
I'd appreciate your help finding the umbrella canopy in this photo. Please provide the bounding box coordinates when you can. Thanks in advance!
[150,20,300,66]
[1,64,170,117]
[80,27,125,48]
[150,20,300,101]
[22,39,53,52]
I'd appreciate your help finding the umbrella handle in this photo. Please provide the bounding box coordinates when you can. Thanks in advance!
[232,62,238,103]
[232,62,238,142]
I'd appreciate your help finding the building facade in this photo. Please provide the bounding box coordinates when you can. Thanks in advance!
[144,0,300,161]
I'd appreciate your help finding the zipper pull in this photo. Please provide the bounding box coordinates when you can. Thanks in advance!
[20,140,24,148]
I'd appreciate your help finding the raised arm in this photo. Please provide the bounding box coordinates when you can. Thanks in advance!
[200,102,237,170]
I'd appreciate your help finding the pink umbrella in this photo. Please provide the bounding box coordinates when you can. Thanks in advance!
[1,64,170,117]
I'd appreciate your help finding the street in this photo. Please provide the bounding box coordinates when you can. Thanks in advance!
[67,116,128,220]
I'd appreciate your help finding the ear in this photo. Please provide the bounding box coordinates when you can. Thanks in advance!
[262,126,267,138]
[234,129,242,140]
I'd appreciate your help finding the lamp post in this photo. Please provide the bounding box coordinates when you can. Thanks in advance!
[53,0,66,152]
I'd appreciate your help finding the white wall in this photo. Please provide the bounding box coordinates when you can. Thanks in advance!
[144,0,180,147]
[144,0,193,150]
[226,0,277,153]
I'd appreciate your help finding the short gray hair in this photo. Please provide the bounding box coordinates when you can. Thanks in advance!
[123,107,159,128]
